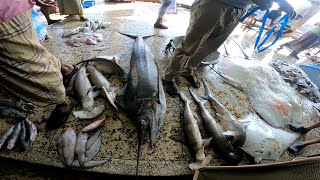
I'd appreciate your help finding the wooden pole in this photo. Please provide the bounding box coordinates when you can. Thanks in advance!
[291,2,320,31]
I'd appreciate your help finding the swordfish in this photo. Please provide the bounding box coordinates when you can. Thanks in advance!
[117,33,167,177]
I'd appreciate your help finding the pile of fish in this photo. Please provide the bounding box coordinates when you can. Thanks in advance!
[270,59,320,103]
[0,98,37,151]
[0,118,37,151]
[57,118,110,168]
[215,56,304,128]
[116,33,167,176]
[172,79,246,167]
[62,20,111,47]
[72,54,127,119]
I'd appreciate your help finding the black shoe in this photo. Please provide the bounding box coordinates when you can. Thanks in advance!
[289,124,309,134]
[182,75,200,88]
[162,79,178,97]
[48,19,61,25]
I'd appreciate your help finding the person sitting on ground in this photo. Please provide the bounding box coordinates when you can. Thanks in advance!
[163,0,296,96]
[57,0,88,21]
[0,0,78,129]
[154,0,173,29]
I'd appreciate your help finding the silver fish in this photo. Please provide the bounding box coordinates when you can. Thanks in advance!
[0,98,35,112]
[117,33,167,177]
[86,129,102,150]
[87,64,117,110]
[20,121,29,151]
[7,123,21,150]
[24,118,37,142]
[171,86,210,163]
[0,105,26,120]
[75,65,95,112]
[85,132,101,162]
[61,127,77,167]
[0,125,15,150]
[75,132,88,167]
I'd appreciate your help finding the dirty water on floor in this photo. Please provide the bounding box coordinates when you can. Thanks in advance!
[0,1,319,177]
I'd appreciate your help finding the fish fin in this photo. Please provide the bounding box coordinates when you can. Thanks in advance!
[202,137,212,147]
[92,89,100,99]
[115,94,126,110]
[189,88,206,105]
[170,134,186,144]
[86,86,96,95]
[102,87,118,110]
[118,32,137,39]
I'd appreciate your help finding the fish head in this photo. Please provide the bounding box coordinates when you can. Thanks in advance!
[137,99,158,146]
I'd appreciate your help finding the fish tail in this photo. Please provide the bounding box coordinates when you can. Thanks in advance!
[201,78,211,99]
[189,88,206,106]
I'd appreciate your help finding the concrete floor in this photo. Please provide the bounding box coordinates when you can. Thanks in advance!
[0,1,320,178]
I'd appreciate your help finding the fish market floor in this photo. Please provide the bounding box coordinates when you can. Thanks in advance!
[0,1,319,178]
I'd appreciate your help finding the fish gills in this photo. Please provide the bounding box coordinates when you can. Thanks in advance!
[75,132,88,167]
[81,119,105,133]
[61,127,77,167]
[7,123,21,150]
[0,125,15,150]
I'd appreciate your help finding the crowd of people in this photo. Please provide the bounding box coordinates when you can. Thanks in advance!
[2,0,315,130]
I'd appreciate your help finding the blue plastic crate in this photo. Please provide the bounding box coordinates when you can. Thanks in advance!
[82,0,95,8]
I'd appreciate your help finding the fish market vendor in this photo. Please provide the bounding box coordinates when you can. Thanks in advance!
[163,0,296,96]
[0,0,77,129]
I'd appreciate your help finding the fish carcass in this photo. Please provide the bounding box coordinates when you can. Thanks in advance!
[171,87,211,169]
[215,56,303,128]
[117,34,166,176]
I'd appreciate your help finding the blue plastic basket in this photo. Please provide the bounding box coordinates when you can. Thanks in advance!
[82,0,95,8]
[299,64,320,89]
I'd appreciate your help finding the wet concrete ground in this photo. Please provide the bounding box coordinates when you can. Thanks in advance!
[0,1,319,178]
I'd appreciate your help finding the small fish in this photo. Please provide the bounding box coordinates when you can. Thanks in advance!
[85,132,101,162]
[87,64,118,110]
[75,132,88,168]
[75,64,95,112]
[71,159,110,168]
[82,118,105,133]
[86,129,102,150]
[20,121,29,151]
[7,123,21,150]
[170,86,211,164]
[0,125,15,150]
[61,127,77,167]
[24,118,37,142]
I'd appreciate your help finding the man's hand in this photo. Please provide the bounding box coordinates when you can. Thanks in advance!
[276,0,296,19]
[251,0,273,10]
[34,0,57,8]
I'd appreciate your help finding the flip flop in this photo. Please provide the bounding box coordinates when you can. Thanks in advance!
[46,98,75,130]
[63,65,78,87]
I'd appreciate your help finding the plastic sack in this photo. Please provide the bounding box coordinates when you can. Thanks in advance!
[31,8,47,42]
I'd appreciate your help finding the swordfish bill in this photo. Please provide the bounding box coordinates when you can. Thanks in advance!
[118,33,167,177]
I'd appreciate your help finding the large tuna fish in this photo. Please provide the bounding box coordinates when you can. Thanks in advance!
[117,33,166,177]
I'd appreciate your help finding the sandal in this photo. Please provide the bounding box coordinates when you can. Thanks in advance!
[46,97,75,130]
[63,65,78,87]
